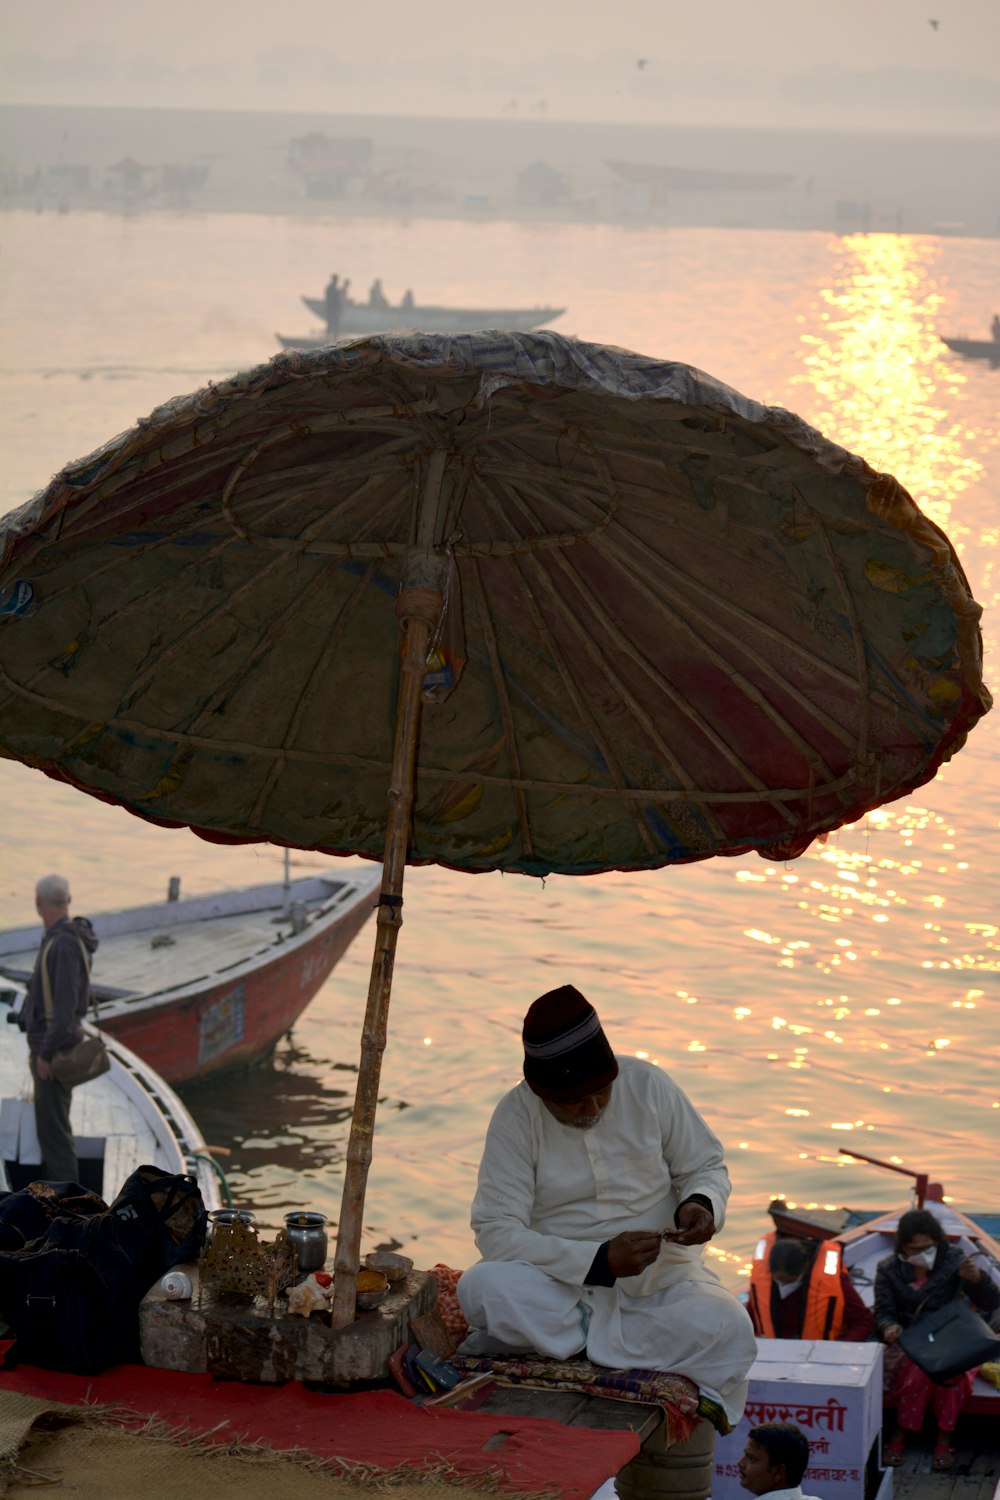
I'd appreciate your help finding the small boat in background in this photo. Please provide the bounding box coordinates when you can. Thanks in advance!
[0,868,380,1086]
[0,1003,222,1208]
[939,337,1000,365]
[276,293,565,348]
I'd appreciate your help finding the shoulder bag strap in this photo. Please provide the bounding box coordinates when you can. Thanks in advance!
[39,935,98,1023]
[39,940,55,1021]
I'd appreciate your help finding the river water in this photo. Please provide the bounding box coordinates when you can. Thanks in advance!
[1,209,997,1289]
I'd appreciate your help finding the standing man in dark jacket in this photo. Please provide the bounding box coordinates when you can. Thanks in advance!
[24,874,99,1181]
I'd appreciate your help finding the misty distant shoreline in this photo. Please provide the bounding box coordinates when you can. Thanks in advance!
[3,103,998,238]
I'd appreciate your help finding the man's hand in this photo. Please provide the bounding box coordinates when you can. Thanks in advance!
[959,1256,984,1284]
[35,1056,54,1081]
[606,1231,662,1278]
[661,1201,716,1245]
[882,1323,903,1345]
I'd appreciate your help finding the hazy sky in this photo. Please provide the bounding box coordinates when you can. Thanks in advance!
[3,0,999,128]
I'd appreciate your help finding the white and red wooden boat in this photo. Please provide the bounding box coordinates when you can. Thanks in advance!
[0,868,380,1086]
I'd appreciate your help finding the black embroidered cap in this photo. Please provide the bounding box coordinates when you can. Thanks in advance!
[522,984,619,1103]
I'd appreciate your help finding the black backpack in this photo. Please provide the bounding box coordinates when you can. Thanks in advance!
[107,1164,208,1274]
[0,1166,207,1375]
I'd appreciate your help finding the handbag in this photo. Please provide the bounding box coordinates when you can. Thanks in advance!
[898,1294,1000,1383]
[49,1032,111,1087]
[39,936,111,1088]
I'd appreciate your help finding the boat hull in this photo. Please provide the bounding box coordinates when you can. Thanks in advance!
[98,890,375,1084]
[0,872,380,1086]
[940,337,1000,363]
[295,296,565,336]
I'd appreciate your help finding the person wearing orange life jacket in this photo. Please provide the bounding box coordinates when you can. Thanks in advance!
[749,1235,874,1341]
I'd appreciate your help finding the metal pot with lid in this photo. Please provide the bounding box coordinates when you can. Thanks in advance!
[283,1211,329,1272]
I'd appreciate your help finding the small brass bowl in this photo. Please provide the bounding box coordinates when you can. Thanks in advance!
[356,1268,389,1310]
[365,1251,413,1284]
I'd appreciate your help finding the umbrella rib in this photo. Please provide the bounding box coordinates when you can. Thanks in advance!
[471,475,733,801]
[107,481,407,707]
[463,555,534,863]
[44,477,401,717]
[506,468,851,782]
[19,448,405,638]
[501,478,810,821]
[523,400,796,464]
[594,523,854,767]
[803,489,871,769]
[6,399,434,573]
[474,448,795,565]
[0,663,878,807]
[471,437,860,797]
[478,420,898,717]
[476,471,661,857]
[11,402,438,570]
[84,403,441,507]
[233,448,416,497]
[220,409,454,550]
[536,544,788,803]
[247,559,381,830]
[603,513,894,745]
[491,455,905,739]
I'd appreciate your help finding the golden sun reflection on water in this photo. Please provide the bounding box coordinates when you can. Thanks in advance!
[790,234,984,532]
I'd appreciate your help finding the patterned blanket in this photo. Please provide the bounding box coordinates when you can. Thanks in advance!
[431,1265,730,1438]
[450,1354,706,1443]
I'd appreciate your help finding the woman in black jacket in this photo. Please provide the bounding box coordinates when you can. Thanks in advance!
[875,1208,999,1470]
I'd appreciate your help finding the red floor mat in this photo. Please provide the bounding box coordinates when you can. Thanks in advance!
[1,1364,640,1499]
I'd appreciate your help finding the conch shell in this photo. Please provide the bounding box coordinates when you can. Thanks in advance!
[286,1270,333,1318]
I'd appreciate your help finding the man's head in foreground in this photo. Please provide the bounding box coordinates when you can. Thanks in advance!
[738,1423,811,1495]
[522,984,618,1128]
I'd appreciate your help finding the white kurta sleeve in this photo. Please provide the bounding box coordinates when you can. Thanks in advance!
[657,1070,731,1231]
[470,1098,602,1287]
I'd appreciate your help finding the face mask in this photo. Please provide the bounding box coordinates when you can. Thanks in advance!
[777,1277,804,1299]
[900,1247,937,1270]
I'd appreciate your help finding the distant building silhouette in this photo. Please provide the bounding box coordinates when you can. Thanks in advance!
[517,160,569,207]
[288,134,372,199]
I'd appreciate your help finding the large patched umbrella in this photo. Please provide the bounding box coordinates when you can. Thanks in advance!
[0,332,989,1324]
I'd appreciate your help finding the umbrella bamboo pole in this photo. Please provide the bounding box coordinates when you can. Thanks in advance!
[331,460,450,1330]
[330,600,435,1329]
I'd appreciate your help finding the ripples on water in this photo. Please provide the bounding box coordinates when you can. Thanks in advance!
[1,213,996,1288]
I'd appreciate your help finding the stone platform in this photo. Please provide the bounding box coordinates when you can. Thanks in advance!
[139,1264,437,1385]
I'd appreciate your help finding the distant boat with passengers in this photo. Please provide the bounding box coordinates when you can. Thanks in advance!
[276,276,565,348]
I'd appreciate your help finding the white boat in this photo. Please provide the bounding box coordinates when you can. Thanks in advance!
[0,994,221,1209]
[275,294,566,348]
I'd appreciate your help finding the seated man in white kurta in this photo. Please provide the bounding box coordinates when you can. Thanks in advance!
[457,984,757,1430]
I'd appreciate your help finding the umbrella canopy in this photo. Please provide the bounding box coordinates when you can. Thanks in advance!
[0,331,990,1322]
[0,332,988,872]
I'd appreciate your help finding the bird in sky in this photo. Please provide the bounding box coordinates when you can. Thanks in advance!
[928,18,940,28]
[636,58,649,69]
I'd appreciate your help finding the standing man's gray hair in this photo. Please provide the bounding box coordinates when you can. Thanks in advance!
[35,874,71,908]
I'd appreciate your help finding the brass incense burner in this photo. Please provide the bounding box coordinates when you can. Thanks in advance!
[198,1219,298,1315]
